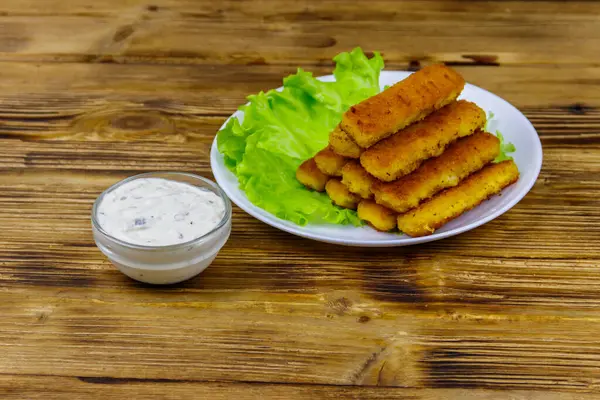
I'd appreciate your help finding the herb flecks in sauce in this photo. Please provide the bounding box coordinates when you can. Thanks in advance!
[97,178,225,246]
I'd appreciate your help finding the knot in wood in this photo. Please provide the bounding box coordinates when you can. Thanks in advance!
[70,107,177,141]
[111,114,160,131]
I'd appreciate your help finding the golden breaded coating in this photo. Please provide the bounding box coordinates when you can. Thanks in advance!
[325,179,361,210]
[373,131,500,213]
[341,160,378,199]
[361,100,486,182]
[329,125,363,158]
[314,146,348,177]
[296,158,329,192]
[341,64,465,148]
[357,200,397,232]
[397,160,520,237]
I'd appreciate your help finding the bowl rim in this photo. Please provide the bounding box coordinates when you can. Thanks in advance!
[91,171,232,251]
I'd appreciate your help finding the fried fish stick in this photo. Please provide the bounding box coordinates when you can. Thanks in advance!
[357,200,397,232]
[296,158,329,192]
[325,179,361,209]
[314,146,348,177]
[341,160,378,199]
[361,100,486,182]
[373,131,500,213]
[329,125,363,158]
[397,160,520,237]
[341,64,465,148]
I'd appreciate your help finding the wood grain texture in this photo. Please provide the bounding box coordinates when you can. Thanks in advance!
[1,0,600,398]
[4,376,600,400]
[3,288,600,389]
[0,1,598,65]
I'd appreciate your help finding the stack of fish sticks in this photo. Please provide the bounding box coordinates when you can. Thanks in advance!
[296,64,519,237]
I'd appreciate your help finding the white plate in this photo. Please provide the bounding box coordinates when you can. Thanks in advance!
[210,70,543,247]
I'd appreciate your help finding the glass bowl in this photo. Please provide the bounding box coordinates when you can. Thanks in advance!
[91,172,232,284]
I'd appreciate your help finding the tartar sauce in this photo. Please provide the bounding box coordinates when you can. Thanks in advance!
[97,177,226,246]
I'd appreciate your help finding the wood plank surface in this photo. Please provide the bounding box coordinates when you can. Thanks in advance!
[1,63,600,138]
[1,0,600,398]
[0,1,599,65]
[4,376,600,400]
[4,285,600,387]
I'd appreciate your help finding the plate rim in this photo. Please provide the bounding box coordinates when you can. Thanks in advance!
[209,70,543,247]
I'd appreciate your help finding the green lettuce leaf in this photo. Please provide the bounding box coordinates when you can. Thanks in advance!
[494,131,517,162]
[217,47,384,226]
[485,110,516,162]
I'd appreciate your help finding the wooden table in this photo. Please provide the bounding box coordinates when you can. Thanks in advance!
[1,1,599,398]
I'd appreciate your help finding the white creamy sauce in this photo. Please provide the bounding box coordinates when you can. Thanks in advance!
[97,178,225,246]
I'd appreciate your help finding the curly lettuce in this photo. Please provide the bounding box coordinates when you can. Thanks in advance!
[486,110,516,162]
[217,48,384,226]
